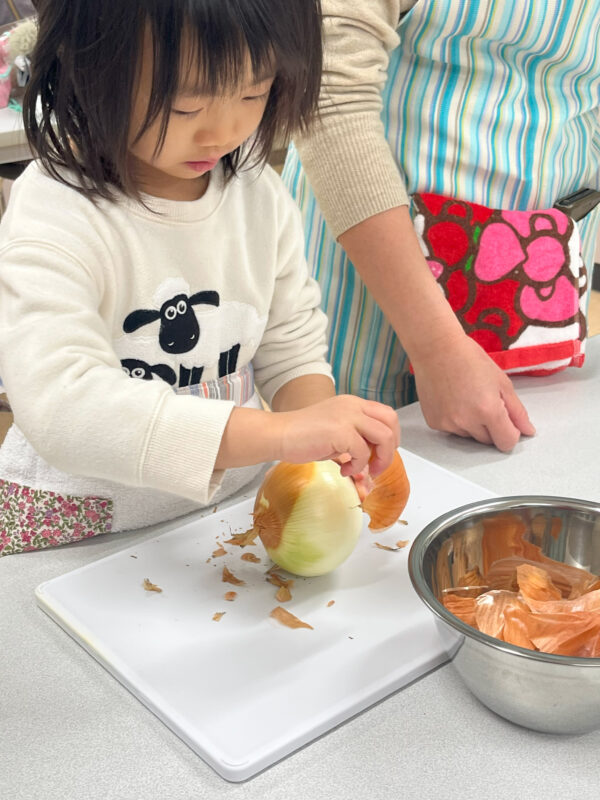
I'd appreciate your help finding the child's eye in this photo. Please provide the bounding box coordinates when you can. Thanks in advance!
[171,108,202,117]
[243,91,270,102]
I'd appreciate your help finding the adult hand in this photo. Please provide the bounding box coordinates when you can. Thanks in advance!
[412,333,536,452]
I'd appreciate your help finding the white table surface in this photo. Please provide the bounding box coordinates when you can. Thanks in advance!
[1,337,599,800]
[0,105,29,164]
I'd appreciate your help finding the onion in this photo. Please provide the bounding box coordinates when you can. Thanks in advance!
[252,451,410,577]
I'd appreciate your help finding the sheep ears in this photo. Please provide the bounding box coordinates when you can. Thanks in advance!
[189,290,220,308]
[151,364,177,386]
[123,308,161,333]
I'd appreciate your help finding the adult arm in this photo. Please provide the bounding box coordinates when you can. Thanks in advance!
[294,0,535,451]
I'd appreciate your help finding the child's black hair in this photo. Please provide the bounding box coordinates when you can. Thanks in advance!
[24,0,322,200]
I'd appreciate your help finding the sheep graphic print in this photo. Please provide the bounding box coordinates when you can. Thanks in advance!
[114,278,268,396]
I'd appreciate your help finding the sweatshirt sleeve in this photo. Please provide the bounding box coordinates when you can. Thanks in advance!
[252,174,333,405]
[293,0,411,239]
[0,239,233,505]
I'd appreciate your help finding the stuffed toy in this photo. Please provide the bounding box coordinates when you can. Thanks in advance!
[0,16,36,110]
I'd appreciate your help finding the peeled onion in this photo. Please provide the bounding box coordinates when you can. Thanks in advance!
[252,451,410,577]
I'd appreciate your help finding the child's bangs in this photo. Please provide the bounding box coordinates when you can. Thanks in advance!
[182,12,275,97]
[148,2,276,109]
[139,2,278,153]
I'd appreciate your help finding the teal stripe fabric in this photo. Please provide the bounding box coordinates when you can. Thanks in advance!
[283,0,600,405]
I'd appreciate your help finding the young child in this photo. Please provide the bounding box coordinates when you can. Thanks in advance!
[0,0,400,555]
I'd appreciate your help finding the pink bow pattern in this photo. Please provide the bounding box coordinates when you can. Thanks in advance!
[412,193,588,373]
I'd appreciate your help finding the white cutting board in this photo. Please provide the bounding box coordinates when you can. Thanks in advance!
[35,449,493,782]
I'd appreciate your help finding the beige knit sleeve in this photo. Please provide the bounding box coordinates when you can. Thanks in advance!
[293,0,414,239]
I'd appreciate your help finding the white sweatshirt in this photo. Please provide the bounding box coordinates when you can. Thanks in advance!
[0,162,332,511]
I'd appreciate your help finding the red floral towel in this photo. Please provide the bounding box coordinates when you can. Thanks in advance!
[412,193,588,375]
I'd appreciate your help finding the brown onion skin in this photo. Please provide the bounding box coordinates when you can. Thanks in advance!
[362,450,410,530]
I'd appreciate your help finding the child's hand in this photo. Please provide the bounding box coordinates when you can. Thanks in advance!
[276,394,400,477]
[348,465,374,500]
[334,454,373,499]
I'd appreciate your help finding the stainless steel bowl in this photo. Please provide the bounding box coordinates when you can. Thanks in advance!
[408,495,600,734]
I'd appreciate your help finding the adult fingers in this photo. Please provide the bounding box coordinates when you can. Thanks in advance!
[483,404,522,452]
[502,387,536,437]
[450,425,493,447]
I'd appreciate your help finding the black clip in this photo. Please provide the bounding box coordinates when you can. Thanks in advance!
[553,187,600,221]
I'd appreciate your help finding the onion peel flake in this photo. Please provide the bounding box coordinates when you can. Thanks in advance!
[374,542,401,552]
[224,528,260,547]
[222,566,245,586]
[275,585,292,602]
[267,572,294,589]
[143,578,162,593]
[270,606,313,630]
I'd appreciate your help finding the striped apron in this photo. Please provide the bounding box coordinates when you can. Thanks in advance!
[283,0,600,406]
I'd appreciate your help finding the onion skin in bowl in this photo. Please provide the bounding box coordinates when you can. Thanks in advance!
[252,452,410,577]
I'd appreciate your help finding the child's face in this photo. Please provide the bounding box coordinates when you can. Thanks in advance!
[129,32,274,200]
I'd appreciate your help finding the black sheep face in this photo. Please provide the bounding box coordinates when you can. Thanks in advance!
[123,289,219,354]
[159,294,199,354]
[121,358,177,386]
[122,359,149,380]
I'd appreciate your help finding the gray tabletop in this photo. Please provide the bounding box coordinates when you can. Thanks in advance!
[1,338,599,800]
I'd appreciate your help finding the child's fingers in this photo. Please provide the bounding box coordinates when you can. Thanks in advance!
[361,400,401,447]
[367,448,391,476]
[338,437,372,476]
[340,457,366,477]
[350,467,372,501]
[361,402,401,475]
[335,432,394,479]
[350,416,398,475]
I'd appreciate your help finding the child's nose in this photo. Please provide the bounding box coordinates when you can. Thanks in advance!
[194,113,241,150]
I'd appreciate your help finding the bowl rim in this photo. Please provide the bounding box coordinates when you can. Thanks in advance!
[408,494,600,667]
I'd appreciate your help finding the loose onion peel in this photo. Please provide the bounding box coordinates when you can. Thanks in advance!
[361,450,410,531]
[251,451,410,577]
